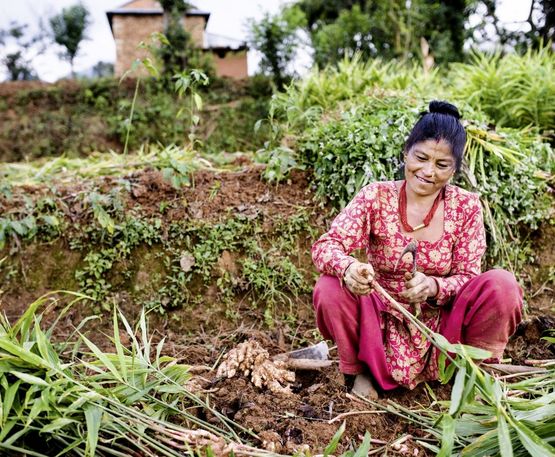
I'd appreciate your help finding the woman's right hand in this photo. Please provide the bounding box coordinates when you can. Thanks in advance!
[344,260,375,295]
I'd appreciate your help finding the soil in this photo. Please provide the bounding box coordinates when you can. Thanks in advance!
[0,167,314,223]
[154,310,553,455]
[177,333,452,455]
[126,166,314,222]
[1,166,554,455]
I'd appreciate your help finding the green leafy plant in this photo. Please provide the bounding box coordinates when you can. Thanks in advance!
[0,216,37,250]
[450,46,555,133]
[86,191,120,234]
[261,146,304,182]
[0,196,63,250]
[295,96,412,207]
[0,295,271,456]
[173,68,210,147]
[74,217,162,303]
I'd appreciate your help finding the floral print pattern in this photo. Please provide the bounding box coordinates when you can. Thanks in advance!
[312,181,487,388]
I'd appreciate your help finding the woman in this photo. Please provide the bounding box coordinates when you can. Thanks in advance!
[312,101,523,398]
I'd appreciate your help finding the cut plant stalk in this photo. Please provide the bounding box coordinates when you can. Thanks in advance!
[0,297,279,456]
[366,280,555,456]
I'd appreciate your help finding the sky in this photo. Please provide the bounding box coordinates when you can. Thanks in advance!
[0,0,533,82]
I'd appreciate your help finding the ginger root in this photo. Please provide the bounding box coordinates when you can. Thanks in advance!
[216,340,295,395]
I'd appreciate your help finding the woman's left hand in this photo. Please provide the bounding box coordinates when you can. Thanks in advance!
[400,272,438,304]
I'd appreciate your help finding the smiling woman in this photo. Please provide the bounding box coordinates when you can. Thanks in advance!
[310,100,523,399]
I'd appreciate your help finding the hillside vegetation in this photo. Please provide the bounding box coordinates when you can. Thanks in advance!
[0,76,273,161]
[0,48,554,456]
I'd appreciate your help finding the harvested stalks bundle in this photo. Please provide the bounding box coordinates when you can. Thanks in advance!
[216,340,295,395]
[158,428,256,456]
[0,297,265,457]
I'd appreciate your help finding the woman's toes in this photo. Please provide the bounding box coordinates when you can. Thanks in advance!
[351,373,378,400]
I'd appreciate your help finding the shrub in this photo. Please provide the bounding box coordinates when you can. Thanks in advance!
[449,46,555,133]
[264,56,555,270]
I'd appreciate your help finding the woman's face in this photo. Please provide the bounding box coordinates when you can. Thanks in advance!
[404,139,455,196]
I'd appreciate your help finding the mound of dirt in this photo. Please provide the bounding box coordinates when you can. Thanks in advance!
[169,315,554,455]
[0,167,314,224]
[126,167,314,222]
[187,335,449,456]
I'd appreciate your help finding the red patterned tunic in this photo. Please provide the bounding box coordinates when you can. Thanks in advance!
[311,181,487,388]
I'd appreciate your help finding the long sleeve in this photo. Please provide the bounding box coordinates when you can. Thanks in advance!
[311,184,376,278]
[431,193,487,305]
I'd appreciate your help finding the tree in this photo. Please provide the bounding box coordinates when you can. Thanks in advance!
[535,0,555,44]
[473,0,554,50]
[299,0,474,65]
[311,5,376,66]
[0,22,40,81]
[91,61,114,78]
[248,6,307,88]
[156,0,212,79]
[49,3,90,77]
[296,0,366,29]
[251,0,552,76]
[420,0,469,63]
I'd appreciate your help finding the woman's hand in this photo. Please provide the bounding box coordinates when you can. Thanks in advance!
[400,272,438,304]
[344,261,375,295]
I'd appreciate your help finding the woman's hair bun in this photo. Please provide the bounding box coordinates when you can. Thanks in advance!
[428,100,461,119]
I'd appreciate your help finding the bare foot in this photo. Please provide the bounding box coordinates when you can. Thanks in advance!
[351,373,378,400]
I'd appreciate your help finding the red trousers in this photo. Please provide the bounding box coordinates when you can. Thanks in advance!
[313,269,523,390]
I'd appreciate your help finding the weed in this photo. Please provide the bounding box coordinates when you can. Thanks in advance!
[208,180,221,200]
[261,146,304,183]
[0,195,65,250]
[74,217,162,304]
[173,68,210,147]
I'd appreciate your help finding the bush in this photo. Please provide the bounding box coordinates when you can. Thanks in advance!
[449,46,555,133]
[298,96,413,207]
[264,55,555,270]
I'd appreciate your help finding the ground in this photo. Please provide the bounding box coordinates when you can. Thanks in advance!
[1,166,554,455]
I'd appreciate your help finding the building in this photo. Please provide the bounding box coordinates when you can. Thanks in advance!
[106,0,249,79]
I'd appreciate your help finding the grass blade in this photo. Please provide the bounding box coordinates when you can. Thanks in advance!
[113,306,128,381]
[324,421,345,456]
[10,371,50,387]
[449,364,467,415]
[353,432,372,457]
[509,416,555,457]
[84,404,102,457]
[1,380,20,427]
[437,414,455,457]
[80,334,123,383]
[497,413,513,457]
